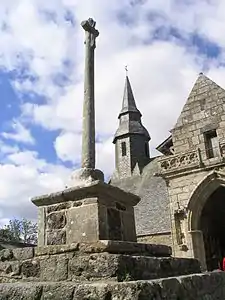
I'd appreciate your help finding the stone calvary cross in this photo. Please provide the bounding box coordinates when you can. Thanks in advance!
[71,18,104,183]
[32,17,140,247]
[81,18,99,170]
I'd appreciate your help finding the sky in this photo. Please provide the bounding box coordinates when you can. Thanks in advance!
[0,0,225,225]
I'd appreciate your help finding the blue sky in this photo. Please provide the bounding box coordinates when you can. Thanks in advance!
[0,0,225,224]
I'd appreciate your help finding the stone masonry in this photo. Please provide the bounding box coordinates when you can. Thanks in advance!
[1,271,225,300]
[1,241,225,299]
[32,181,140,246]
[157,74,225,270]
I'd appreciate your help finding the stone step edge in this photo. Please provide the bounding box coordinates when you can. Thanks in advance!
[0,240,171,262]
[0,271,224,300]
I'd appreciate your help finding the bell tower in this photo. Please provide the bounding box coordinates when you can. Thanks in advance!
[113,75,151,179]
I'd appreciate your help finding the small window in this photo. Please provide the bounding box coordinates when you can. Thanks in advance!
[121,142,126,156]
[204,130,219,158]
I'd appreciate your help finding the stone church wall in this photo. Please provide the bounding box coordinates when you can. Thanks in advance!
[168,167,225,261]
[158,74,225,269]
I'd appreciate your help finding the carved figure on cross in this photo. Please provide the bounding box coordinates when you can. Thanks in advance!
[81,18,99,49]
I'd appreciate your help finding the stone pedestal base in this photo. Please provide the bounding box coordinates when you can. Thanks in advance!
[32,181,140,246]
[69,168,104,187]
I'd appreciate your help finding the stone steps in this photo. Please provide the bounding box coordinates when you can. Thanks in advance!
[0,253,200,283]
[0,243,200,283]
[0,271,225,300]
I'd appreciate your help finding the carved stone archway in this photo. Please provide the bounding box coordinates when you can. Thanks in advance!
[187,170,225,270]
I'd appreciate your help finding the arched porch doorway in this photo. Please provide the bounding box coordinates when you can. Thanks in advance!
[199,186,225,270]
[188,170,225,270]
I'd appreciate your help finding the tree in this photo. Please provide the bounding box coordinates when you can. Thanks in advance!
[0,218,37,244]
[0,227,15,242]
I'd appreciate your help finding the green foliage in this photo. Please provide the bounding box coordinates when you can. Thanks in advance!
[0,227,15,242]
[0,218,37,244]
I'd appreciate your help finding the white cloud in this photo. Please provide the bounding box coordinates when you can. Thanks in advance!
[21,82,83,132]
[54,131,114,177]
[2,121,35,145]
[0,141,19,155]
[0,149,71,223]
[54,131,81,163]
[96,138,115,178]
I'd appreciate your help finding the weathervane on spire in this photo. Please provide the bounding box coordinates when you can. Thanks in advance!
[125,65,128,76]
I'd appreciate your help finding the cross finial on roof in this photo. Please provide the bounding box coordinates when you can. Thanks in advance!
[125,65,128,76]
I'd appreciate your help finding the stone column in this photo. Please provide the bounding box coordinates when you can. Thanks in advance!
[70,18,104,184]
[189,230,207,271]
[81,18,98,169]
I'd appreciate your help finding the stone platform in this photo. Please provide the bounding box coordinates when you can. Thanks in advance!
[0,271,225,300]
[0,241,201,284]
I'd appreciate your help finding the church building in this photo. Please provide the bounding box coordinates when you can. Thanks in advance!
[110,72,225,271]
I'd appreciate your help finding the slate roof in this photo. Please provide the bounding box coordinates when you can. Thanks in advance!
[156,135,173,155]
[119,76,141,116]
[114,120,150,141]
[113,76,150,143]
[110,156,171,235]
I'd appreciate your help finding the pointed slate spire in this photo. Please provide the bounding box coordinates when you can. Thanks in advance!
[113,75,150,142]
[112,75,150,178]
[119,76,141,117]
